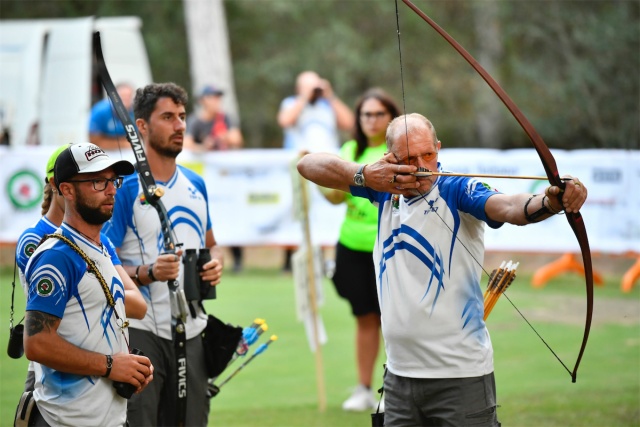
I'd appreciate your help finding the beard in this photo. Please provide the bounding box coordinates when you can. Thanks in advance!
[148,130,182,159]
[75,192,113,225]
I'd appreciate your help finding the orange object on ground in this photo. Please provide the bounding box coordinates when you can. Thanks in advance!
[532,253,604,288]
[621,256,640,293]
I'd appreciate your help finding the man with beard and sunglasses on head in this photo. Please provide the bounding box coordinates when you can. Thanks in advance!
[297,113,588,427]
[23,143,154,427]
[104,82,224,427]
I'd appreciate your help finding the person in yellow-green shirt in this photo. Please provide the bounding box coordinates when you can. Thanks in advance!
[320,88,400,411]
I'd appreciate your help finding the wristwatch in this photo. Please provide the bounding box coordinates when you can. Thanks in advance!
[353,165,366,187]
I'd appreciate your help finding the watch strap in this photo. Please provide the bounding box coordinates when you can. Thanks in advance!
[103,354,113,378]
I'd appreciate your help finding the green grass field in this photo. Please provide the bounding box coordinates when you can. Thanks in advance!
[1,264,638,426]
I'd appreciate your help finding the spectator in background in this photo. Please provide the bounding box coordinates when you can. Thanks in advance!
[184,85,243,152]
[89,82,135,151]
[185,84,244,272]
[319,88,399,411]
[278,70,354,154]
[278,70,354,271]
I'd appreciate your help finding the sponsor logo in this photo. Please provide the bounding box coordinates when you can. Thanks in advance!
[188,186,203,201]
[178,357,187,398]
[36,277,54,297]
[85,147,107,162]
[593,168,621,183]
[424,199,439,215]
[7,170,43,210]
[125,124,147,162]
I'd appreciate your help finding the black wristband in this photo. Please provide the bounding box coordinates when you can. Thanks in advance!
[103,354,113,378]
[524,194,550,223]
[147,264,157,282]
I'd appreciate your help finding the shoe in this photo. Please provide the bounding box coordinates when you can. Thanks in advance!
[342,384,377,412]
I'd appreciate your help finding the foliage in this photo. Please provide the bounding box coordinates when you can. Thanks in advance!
[1,0,638,149]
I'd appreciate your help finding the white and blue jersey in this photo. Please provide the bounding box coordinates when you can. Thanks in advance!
[16,217,122,381]
[104,165,212,340]
[351,166,503,379]
[279,96,341,153]
[25,223,128,427]
[17,216,122,292]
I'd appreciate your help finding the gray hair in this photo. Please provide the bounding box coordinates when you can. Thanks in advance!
[386,113,439,151]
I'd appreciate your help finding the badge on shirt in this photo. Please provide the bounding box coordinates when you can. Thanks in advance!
[36,277,55,297]
[23,242,38,258]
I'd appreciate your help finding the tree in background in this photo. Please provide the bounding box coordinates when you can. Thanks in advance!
[1,0,637,149]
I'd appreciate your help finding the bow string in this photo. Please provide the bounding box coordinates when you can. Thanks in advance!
[397,0,593,382]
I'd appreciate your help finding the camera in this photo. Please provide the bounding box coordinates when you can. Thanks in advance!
[309,87,323,105]
[7,324,24,359]
[112,348,144,399]
[183,248,216,301]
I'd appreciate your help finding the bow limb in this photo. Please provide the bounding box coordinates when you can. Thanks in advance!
[401,0,593,383]
[92,31,180,290]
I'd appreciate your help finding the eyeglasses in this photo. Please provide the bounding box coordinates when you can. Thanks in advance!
[66,177,123,191]
[360,111,389,120]
[396,151,438,164]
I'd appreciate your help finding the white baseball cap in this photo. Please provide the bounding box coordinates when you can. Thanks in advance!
[54,143,135,185]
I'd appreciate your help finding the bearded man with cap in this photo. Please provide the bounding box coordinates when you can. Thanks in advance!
[22,143,153,426]
[15,144,148,395]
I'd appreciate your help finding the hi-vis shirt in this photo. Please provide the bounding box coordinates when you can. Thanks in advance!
[351,167,503,379]
[25,223,128,427]
[104,165,212,340]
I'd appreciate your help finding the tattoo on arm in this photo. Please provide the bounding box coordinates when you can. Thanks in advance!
[25,311,59,336]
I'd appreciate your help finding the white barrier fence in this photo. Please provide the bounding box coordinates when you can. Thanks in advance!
[1,146,638,254]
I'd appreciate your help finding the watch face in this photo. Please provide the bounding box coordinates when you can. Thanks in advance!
[354,174,365,186]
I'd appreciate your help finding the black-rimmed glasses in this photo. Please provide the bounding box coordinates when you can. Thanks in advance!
[66,177,123,191]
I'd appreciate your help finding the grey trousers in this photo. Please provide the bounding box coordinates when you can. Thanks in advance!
[126,328,210,427]
[383,370,500,427]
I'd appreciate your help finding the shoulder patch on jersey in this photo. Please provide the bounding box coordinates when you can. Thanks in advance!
[36,277,55,297]
[480,182,498,192]
[24,242,38,258]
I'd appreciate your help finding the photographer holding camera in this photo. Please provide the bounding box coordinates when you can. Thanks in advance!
[277,70,354,272]
[278,70,354,154]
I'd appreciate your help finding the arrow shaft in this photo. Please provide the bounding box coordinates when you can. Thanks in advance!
[414,172,548,180]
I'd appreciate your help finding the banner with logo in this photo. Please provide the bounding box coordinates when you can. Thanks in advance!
[1,147,50,237]
[1,146,638,254]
